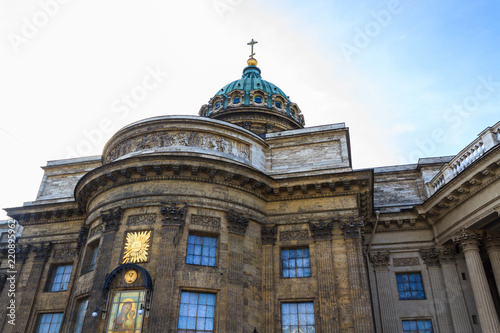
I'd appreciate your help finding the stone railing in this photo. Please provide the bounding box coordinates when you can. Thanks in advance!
[428,121,500,195]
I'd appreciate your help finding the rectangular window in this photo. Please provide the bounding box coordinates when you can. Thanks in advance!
[282,248,311,278]
[36,313,64,333]
[74,298,88,333]
[106,290,145,333]
[186,235,217,267]
[88,246,99,272]
[49,265,73,292]
[402,319,433,332]
[282,302,315,333]
[396,273,425,300]
[178,291,215,333]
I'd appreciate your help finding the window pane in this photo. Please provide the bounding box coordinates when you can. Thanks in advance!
[186,235,217,267]
[36,313,63,333]
[178,291,215,333]
[397,273,425,300]
[282,248,311,279]
[282,302,314,333]
[74,298,88,333]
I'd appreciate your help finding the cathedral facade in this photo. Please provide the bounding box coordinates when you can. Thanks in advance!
[1,51,500,333]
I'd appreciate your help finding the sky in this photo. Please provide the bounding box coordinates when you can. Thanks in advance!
[1,0,499,219]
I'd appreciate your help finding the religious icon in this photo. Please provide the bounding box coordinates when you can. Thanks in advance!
[106,291,145,333]
[123,231,151,263]
[124,270,138,284]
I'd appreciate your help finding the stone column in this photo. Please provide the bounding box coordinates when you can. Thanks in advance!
[369,252,399,333]
[420,247,454,333]
[439,247,474,333]
[149,203,186,332]
[485,231,500,297]
[225,210,249,333]
[81,208,122,333]
[261,226,276,333]
[13,242,52,333]
[311,220,340,332]
[452,229,500,332]
[341,219,374,333]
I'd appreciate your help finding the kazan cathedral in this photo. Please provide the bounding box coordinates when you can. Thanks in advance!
[1,41,500,333]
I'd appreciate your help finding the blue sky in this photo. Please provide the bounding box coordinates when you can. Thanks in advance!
[0,0,499,219]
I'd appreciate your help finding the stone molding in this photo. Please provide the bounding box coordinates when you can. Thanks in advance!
[261,225,277,245]
[369,251,390,267]
[309,220,333,241]
[53,248,79,259]
[227,210,249,236]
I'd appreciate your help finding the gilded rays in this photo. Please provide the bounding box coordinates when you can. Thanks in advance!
[123,231,151,263]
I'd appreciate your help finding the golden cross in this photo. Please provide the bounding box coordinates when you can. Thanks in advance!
[247,39,258,58]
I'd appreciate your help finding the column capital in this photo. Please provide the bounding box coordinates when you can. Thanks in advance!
[420,246,457,266]
[339,217,364,240]
[452,229,482,252]
[227,210,250,236]
[261,225,277,245]
[309,220,333,241]
[102,207,123,232]
[160,202,187,227]
[485,231,500,249]
[369,251,390,267]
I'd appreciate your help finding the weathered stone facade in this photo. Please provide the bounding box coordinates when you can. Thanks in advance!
[1,58,499,333]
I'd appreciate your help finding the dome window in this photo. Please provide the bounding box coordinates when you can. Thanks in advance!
[232,97,241,104]
[254,96,263,104]
[275,101,282,109]
[215,102,221,110]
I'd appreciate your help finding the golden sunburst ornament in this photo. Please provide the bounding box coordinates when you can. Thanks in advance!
[123,231,151,263]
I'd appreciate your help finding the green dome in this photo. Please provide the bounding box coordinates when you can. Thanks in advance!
[215,65,290,104]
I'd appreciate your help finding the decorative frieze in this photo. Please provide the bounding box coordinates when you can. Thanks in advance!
[280,230,309,241]
[104,131,251,163]
[393,257,420,267]
[54,248,79,259]
[161,203,186,226]
[309,220,333,241]
[227,210,249,236]
[191,215,221,229]
[102,207,123,232]
[261,225,277,245]
[369,251,390,267]
[89,224,103,238]
[127,214,157,226]
[340,218,364,239]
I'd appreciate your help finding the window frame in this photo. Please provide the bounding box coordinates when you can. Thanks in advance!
[81,240,100,275]
[281,247,312,279]
[396,272,426,300]
[35,312,64,333]
[280,301,316,333]
[402,318,434,333]
[177,290,216,333]
[47,264,73,292]
[185,233,218,267]
[73,297,89,333]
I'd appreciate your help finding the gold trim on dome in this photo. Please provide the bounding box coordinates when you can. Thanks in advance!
[123,231,151,263]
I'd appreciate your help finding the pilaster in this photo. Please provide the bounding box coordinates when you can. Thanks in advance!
[149,203,186,332]
[14,242,51,333]
[485,231,500,297]
[261,225,276,333]
[81,207,122,333]
[369,252,399,333]
[341,219,374,333]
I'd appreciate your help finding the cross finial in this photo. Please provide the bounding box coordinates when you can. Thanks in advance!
[247,39,258,58]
